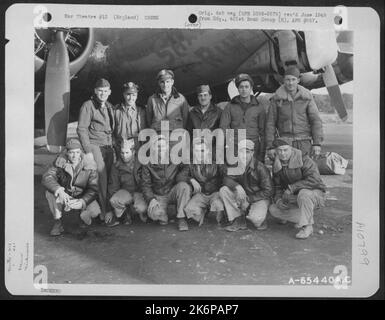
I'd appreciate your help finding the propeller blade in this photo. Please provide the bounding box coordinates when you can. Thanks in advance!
[44,30,70,153]
[322,64,348,121]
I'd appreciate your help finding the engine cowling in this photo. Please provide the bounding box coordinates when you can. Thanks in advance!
[34,28,95,89]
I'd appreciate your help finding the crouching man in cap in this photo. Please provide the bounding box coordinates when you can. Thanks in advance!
[105,138,148,227]
[219,139,273,232]
[266,66,323,158]
[269,138,326,239]
[141,135,191,231]
[178,138,226,228]
[113,82,147,152]
[42,139,101,236]
[220,73,266,162]
[77,78,115,222]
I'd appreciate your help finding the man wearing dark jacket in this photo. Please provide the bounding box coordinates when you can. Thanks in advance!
[269,138,326,239]
[105,138,147,227]
[187,85,222,133]
[42,139,100,236]
[265,66,323,158]
[77,78,115,222]
[178,138,225,227]
[113,82,147,152]
[141,135,191,231]
[146,69,190,134]
[219,139,273,232]
[220,73,266,162]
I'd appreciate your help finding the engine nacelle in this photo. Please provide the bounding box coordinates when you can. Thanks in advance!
[235,30,337,80]
[34,28,95,88]
[230,30,350,93]
[304,30,339,70]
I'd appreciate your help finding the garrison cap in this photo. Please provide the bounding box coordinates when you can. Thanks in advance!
[157,69,174,81]
[272,137,291,148]
[94,78,111,88]
[284,66,301,78]
[122,81,139,94]
[196,84,211,95]
[120,138,136,151]
[238,139,255,151]
[66,138,83,151]
[234,73,254,88]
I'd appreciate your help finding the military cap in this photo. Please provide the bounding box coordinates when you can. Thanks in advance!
[272,137,291,148]
[238,139,255,151]
[234,73,254,88]
[120,138,136,151]
[66,138,83,151]
[284,66,300,78]
[157,69,174,81]
[196,84,211,95]
[122,81,139,94]
[94,78,111,88]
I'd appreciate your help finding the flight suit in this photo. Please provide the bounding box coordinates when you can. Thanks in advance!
[220,158,273,227]
[77,96,115,219]
[108,157,147,220]
[141,163,191,223]
[177,163,225,223]
[42,153,101,225]
[266,85,323,155]
[269,148,326,227]
[220,95,266,161]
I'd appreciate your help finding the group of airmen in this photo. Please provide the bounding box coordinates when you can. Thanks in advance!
[42,65,326,240]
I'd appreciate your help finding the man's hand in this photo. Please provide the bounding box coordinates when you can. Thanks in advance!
[104,211,114,223]
[235,185,248,203]
[148,198,160,213]
[67,199,83,210]
[282,189,292,203]
[190,179,201,194]
[267,148,276,160]
[276,199,290,210]
[56,188,71,204]
[312,145,321,157]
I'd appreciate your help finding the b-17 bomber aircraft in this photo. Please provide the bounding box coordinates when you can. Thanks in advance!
[34,28,353,152]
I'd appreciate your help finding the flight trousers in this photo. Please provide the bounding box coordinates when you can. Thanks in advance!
[269,189,326,227]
